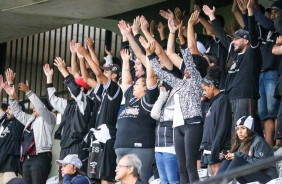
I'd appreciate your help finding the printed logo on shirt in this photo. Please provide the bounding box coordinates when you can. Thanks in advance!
[118,106,140,119]
[206,107,211,117]
[259,152,264,157]
[0,127,10,138]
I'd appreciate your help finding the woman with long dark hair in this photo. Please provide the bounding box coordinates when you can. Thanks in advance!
[217,116,278,183]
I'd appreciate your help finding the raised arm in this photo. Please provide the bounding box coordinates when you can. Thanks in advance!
[18,80,56,124]
[232,0,245,28]
[86,38,101,66]
[194,4,217,35]
[43,64,67,114]
[166,18,183,69]
[139,36,157,88]
[247,0,259,47]
[76,43,108,85]
[120,49,133,89]
[188,10,201,55]
[203,5,232,50]
[118,19,147,67]
[78,53,97,89]
[70,40,80,79]
[3,82,34,125]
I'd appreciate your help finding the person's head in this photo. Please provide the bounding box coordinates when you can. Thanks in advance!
[186,55,209,80]
[201,66,222,99]
[266,1,282,20]
[134,58,145,78]
[101,64,121,82]
[133,77,146,99]
[203,53,218,67]
[56,154,82,177]
[231,115,256,153]
[115,154,142,182]
[235,116,255,140]
[6,102,25,120]
[232,29,250,53]
[6,106,15,120]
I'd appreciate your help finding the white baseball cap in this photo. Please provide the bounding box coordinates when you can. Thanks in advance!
[56,154,82,169]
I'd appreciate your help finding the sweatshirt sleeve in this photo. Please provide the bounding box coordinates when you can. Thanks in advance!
[46,84,67,114]
[26,91,56,125]
[148,53,182,88]
[151,90,169,120]
[9,98,34,126]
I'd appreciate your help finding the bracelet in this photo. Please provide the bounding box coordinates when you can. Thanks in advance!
[170,32,175,34]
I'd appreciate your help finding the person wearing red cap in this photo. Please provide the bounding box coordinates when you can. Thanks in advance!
[43,57,93,181]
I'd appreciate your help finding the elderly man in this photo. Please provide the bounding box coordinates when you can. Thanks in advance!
[115,154,143,184]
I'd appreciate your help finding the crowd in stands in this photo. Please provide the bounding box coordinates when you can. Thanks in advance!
[1,0,282,183]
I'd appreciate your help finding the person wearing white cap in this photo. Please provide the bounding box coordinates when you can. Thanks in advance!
[216,115,278,183]
[56,154,91,184]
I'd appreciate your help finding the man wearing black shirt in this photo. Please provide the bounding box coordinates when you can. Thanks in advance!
[203,1,261,131]
[77,45,123,184]
[0,76,24,184]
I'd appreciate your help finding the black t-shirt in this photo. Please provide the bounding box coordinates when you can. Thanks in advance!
[0,118,24,172]
[259,27,282,71]
[87,84,103,130]
[115,83,159,148]
[96,79,123,138]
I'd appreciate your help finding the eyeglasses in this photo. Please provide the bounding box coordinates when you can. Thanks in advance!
[116,164,131,169]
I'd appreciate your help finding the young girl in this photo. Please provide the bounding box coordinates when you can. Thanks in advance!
[200,66,232,176]
[217,116,278,183]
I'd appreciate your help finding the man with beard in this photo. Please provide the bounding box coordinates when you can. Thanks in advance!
[0,75,24,184]
[203,0,261,132]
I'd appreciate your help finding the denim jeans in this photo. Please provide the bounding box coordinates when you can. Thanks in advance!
[258,70,280,120]
[155,152,180,184]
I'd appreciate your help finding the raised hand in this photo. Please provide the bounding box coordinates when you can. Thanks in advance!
[159,9,174,20]
[54,57,66,72]
[86,37,94,50]
[194,4,201,12]
[3,82,16,98]
[132,16,141,35]
[18,80,30,93]
[178,21,185,40]
[157,22,165,33]
[139,36,157,56]
[140,15,149,32]
[174,7,185,23]
[117,20,132,36]
[70,40,77,54]
[43,64,54,77]
[120,49,131,62]
[237,0,248,14]
[247,0,254,10]
[188,10,200,26]
[168,18,178,33]
[202,5,216,19]
[66,66,73,75]
[76,43,88,57]
[5,68,16,85]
